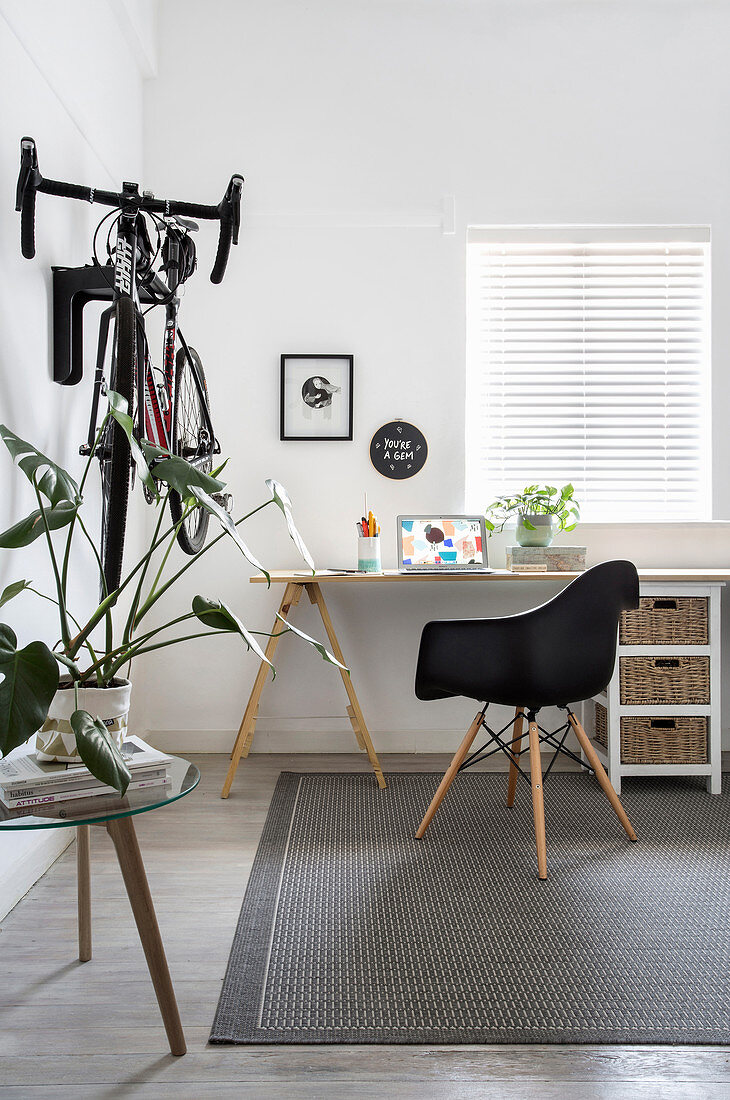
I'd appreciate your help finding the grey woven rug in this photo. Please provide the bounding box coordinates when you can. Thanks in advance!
[211,771,730,1044]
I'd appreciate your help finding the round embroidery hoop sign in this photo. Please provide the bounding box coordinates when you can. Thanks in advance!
[369,420,428,479]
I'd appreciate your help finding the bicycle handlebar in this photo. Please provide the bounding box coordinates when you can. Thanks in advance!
[16,136,243,283]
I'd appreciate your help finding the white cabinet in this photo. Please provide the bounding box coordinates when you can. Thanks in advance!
[588,582,722,795]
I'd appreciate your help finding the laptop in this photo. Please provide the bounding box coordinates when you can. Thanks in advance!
[397,515,493,573]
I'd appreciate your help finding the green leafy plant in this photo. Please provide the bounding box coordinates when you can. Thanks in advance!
[484,484,580,535]
[0,393,342,796]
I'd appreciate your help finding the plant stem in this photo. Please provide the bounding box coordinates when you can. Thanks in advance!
[104,629,230,680]
[76,612,201,684]
[65,509,200,659]
[32,477,71,648]
[145,500,196,605]
[122,489,172,649]
[76,513,113,668]
[61,414,108,599]
[133,500,273,627]
[28,587,102,681]
[67,498,272,662]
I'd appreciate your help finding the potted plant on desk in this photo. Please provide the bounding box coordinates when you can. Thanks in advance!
[484,484,580,547]
[0,392,340,795]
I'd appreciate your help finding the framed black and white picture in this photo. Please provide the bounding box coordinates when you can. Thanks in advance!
[280,354,354,441]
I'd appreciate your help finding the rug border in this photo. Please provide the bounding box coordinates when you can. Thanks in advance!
[210,770,303,1043]
[209,771,730,1046]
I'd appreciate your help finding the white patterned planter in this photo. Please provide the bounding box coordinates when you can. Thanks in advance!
[36,679,132,762]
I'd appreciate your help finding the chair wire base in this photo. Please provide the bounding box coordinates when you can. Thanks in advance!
[458,705,593,785]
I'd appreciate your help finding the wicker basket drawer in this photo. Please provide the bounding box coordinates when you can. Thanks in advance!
[620,596,708,645]
[619,655,710,705]
[594,703,707,764]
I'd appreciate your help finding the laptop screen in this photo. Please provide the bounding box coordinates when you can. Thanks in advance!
[398,516,487,568]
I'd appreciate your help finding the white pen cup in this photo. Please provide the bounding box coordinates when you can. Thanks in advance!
[358,536,382,573]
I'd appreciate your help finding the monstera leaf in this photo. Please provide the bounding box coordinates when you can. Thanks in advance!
[192,596,272,668]
[189,487,270,583]
[0,500,78,548]
[0,580,31,609]
[0,426,81,506]
[106,390,156,496]
[140,442,226,499]
[266,479,315,572]
[275,614,347,671]
[70,710,131,796]
[0,624,59,757]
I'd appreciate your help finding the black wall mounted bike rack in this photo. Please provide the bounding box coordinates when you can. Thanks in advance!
[53,263,155,386]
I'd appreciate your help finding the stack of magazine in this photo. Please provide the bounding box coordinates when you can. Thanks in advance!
[0,735,171,812]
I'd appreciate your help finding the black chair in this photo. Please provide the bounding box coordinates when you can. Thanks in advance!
[414,559,639,879]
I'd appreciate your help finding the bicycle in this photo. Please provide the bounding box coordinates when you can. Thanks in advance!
[15,136,243,592]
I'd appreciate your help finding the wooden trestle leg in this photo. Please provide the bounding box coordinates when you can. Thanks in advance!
[223,581,386,797]
[306,583,386,789]
[222,583,303,798]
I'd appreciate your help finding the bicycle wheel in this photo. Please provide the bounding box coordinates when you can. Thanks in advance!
[99,296,135,593]
[169,345,212,555]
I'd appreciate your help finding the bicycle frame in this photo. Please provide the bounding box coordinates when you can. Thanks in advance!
[86,198,215,468]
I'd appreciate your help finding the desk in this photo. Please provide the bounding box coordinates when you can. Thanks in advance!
[222,569,729,799]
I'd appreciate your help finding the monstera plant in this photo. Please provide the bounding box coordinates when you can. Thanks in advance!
[0,391,340,796]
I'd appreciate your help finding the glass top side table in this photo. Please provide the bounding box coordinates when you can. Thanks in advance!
[0,756,199,1056]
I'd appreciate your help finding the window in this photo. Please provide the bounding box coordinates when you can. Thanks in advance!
[466,227,711,522]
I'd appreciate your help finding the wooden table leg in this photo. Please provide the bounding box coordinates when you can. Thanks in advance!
[506,706,525,808]
[77,825,92,963]
[106,816,186,1057]
[222,583,304,798]
[307,582,387,789]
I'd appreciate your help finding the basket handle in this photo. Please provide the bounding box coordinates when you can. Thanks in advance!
[654,658,680,669]
[650,719,677,729]
[652,599,678,610]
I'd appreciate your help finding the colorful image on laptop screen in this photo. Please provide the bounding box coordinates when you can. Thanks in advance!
[400,518,484,567]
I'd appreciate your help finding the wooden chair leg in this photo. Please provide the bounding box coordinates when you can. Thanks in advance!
[528,718,548,880]
[568,712,638,842]
[416,709,484,839]
[506,706,525,808]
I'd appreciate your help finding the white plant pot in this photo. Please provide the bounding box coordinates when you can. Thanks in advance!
[36,678,132,762]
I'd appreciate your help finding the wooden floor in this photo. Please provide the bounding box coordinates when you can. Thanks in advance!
[1,752,728,1099]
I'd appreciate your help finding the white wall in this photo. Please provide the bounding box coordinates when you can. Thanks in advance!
[137,0,730,756]
[0,0,154,916]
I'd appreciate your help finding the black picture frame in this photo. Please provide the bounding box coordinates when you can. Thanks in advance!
[280,354,354,441]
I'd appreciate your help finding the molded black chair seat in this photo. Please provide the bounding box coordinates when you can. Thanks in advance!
[414,560,640,878]
[416,560,638,709]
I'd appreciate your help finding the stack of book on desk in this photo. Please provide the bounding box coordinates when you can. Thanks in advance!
[0,735,171,811]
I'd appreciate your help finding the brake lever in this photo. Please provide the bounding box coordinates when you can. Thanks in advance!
[15,136,40,211]
[228,175,243,245]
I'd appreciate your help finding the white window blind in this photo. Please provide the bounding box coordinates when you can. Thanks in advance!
[465,227,711,522]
